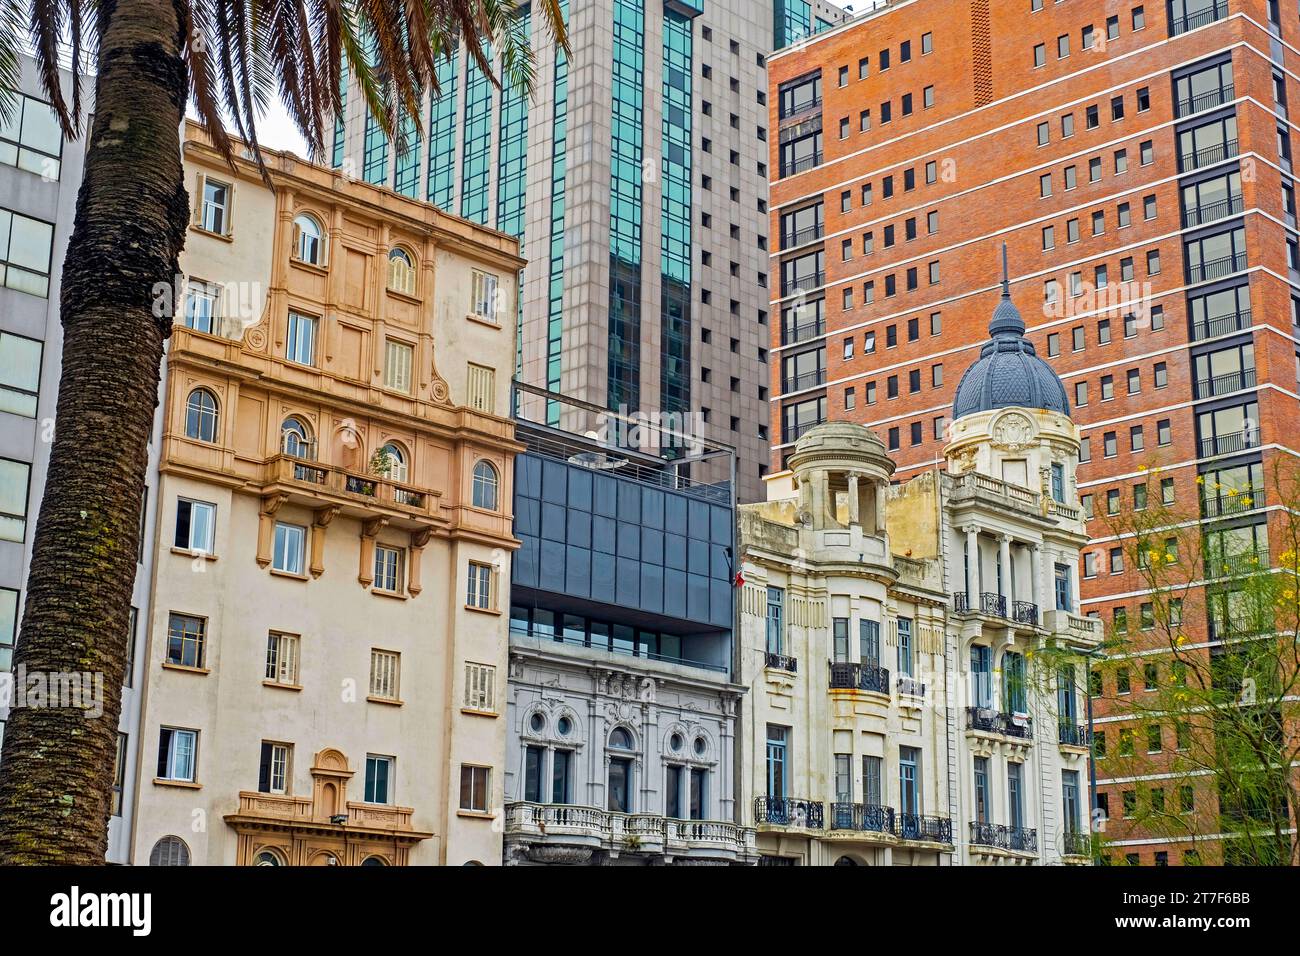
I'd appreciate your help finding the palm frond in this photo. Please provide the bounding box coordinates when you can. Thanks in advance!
[0,0,27,126]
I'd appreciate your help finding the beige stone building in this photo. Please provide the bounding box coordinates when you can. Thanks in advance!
[129,123,522,866]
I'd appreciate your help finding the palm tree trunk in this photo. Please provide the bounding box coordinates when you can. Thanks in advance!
[0,0,189,863]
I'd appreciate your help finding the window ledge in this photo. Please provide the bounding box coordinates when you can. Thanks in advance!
[270,568,310,582]
[290,258,329,276]
[190,225,233,243]
[153,778,202,790]
[465,604,501,616]
[171,547,217,561]
[263,680,302,692]
[456,809,496,820]
[162,662,210,676]
[460,707,499,719]
[386,287,421,305]
[372,588,409,601]
[465,313,503,331]
[367,695,404,707]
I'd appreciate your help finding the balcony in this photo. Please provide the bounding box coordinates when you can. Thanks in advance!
[1190,308,1251,341]
[1194,367,1255,399]
[980,592,1006,618]
[1201,486,1265,518]
[262,454,440,527]
[970,821,1038,854]
[765,651,798,672]
[896,813,953,844]
[1182,193,1244,229]
[897,676,926,698]
[1045,610,1104,651]
[780,223,825,250]
[1060,828,1093,860]
[829,661,891,695]
[947,471,1042,518]
[780,150,823,178]
[781,271,826,297]
[1169,0,1228,36]
[782,417,826,445]
[1175,83,1234,119]
[1012,601,1040,626]
[1186,252,1247,285]
[1204,548,1269,578]
[1058,722,1091,747]
[781,315,824,346]
[966,706,1034,741]
[1198,428,1260,458]
[783,368,827,393]
[504,803,756,864]
[1046,498,1080,521]
[1178,137,1239,173]
[830,803,895,835]
[754,797,825,830]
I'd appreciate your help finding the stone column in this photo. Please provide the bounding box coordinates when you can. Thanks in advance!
[965,526,978,604]
[1030,544,1042,616]
[998,534,1012,615]
[847,473,861,526]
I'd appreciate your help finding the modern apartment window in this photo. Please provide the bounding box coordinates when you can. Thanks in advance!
[880,101,892,124]
[1147,250,1160,275]
[265,631,299,685]
[901,93,913,117]
[1057,35,1069,58]
[1146,724,1163,753]
[258,742,291,794]
[369,649,401,701]
[1115,150,1128,175]
[384,339,414,393]
[174,498,216,554]
[923,86,934,109]
[1107,488,1120,515]
[200,179,230,234]
[0,93,62,178]
[1140,140,1154,165]
[0,331,41,418]
[1104,432,1118,457]
[929,262,940,284]
[1079,436,1090,462]
[365,754,393,804]
[1109,548,1123,574]
[272,522,306,575]
[1144,195,1156,219]
[285,311,317,366]
[1084,551,1098,577]
[838,66,848,87]
[1134,483,1148,510]
[183,281,219,334]
[1072,326,1085,351]
[1161,477,1175,505]
[1034,44,1046,69]
[0,586,17,672]
[374,544,404,594]
[1067,219,1079,243]
[1047,333,1060,357]
[1157,419,1171,445]
[1042,225,1055,250]
[467,560,494,609]
[1092,211,1104,236]
[471,270,499,322]
[165,613,206,669]
[1121,256,1134,280]
[1036,121,1049,145]
[1111,96,1125,121]
[1133,5,1145,28]
[1082,493,1094,519]
[1063,166,1077,190]
[1127,368,1140,395]
[1061,113,1075,138]
[0,207,54,298]
[157,727,198,782]
[1089,158,1102,184]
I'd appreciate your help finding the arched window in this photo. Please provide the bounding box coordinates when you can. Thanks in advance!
[361,855,389,866]
[609,727,634,750]
[149,836,191,866]
[378,443,408,483]
[254,849,283,866]
[472,460,499,510]
[280,417,314,459]
[608,728,634,813]
[184,388,219,443]
[387,247,416,295]
[294,214,324,265]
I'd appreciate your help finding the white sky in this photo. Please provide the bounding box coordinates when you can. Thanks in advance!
[186,99,311,158]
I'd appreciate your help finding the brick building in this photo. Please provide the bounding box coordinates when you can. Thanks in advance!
[767,0,1300,863]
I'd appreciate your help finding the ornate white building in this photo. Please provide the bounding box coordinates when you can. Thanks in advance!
[737,263,1102,865]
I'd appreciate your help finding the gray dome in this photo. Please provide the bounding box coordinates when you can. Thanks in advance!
[953,255,1069,420]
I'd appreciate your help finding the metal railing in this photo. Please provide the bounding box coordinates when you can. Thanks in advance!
[781,315,825,345]
[1178,137,1239,172]
[970,821,1038,853]
[1194,366,1255,399]
[782,417,826,445]
[1198,428,1259,458]
[1190,308,1251,341]
[1058,722,1091,747]
[830,803,895,834]
[1175,83,1234,118]
[952,591,970,613]
[1170,0,1228,36]
[1182,192,1244,228]
[509,625,729,674]
[1201,486,1265,518]
[783,369,827,392]
[1186,252,1247,285]
[981,592,1007,618]
[897,676,926,698]
[778,97,822,123]
[780,150,823,178]
[754,797,824,829]
[1060,828,1093,857]
[966,707,1034,740]
[781,271,826,296]
[765,651,798,672]
[1203,549,1269,578]
[896,813,953,844]
[1013,601,1040,626]
[829,661,891,695]
[504,803,756,857]
[780,223,824,249]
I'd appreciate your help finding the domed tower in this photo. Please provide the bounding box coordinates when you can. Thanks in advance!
[945,246,1081,502]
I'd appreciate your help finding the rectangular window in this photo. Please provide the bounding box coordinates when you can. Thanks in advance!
[467,363,496,413]
[0,586,17,672]
[365,754,393,804]
[272,522,306,575]
[0,331,42,416]
[166,612,206,669]
[471,270,499,321]
[265,631,299,686]
[258,741,291,794]
[157,727,198,782]
[183,281,219,335]
[374,544,404,594]
[464,661,497,712]
[467,560,495,609]
[369,649,401,701]
[0,207,54,298]
[174,498,216,554]
[285,311,317,366]
[460,764,490,812]
[899,746,920,814]
[0,93,63,178]
[384,339,414,393]
[766,587,784,655]
[897,616,914,676]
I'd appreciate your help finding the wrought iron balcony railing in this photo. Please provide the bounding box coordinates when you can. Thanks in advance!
[967,707,1034,740]
[781,271,826,296]
[1190,308,1251,342]
[896,813,953,844]
[781,315,825,345]
[830,802,895,834]
[1013,601,1040,626]
[783,369,827,393]
[981,592,1007,618]
[765,651,798,672]
[1058,722,1091,747]
[1186,252,1247,285]
[1060,828,1093,857]
[829,661,890,695]
[970,821,1039,853]
[1204,549,1269,578]
[780,223,824,249]
[1169,0,1228,37]
[1198,428,1259,458]
[1194,366,1255,399]
[754,797,824,829]
[1181,193,1244,229]
[780,151,823,178]
[1201,486,1265,518]
[1174,83,1233,118]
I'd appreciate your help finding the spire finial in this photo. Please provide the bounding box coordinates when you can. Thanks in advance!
[1000,242,1010,297]
[988,242,1026,338]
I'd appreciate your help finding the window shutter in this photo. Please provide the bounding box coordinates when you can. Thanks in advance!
[157,730,170,777]
[192,174,205,225]
[291,222,302,260]
[467,364,495,413]
[258,742,271,792]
